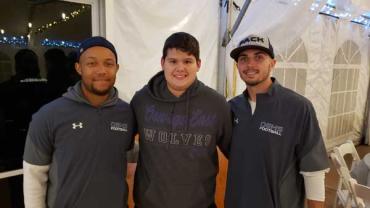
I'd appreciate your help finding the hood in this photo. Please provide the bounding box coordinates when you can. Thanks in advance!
[147,70,203,102]
[63,81,119,107]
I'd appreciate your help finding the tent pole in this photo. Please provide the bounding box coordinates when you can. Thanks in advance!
[363,67,370,145]
[217,0,233,95]
[217,0,252,95]
[221,0,252,47]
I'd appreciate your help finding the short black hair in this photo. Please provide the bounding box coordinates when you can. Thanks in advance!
[162,32,200,61]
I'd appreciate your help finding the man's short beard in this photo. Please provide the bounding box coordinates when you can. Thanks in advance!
[91,86,112,96]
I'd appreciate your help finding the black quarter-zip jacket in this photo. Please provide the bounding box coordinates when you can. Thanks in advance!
[131,71,232,208]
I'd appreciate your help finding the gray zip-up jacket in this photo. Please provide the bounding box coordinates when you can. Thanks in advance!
[24,82,135,208]
[225,79,329,208]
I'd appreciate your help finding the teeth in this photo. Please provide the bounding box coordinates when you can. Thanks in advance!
[245,71,257,75]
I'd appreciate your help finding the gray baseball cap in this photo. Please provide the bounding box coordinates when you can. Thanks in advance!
[230,34,274,61]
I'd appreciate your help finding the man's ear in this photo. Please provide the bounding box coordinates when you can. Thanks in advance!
[268,59,276,75]
[160,57,165,70]
[270,59,276,68]
[75,62,82,75]
[196,59,201,72]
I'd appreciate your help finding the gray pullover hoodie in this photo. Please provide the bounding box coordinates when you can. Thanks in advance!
[24,82,135,208]
[131,71,232,208]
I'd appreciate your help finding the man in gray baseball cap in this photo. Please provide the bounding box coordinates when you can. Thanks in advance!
[225,34,329,208]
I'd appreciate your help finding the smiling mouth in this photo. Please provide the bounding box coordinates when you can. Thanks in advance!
[93,79,110,82]
[243,71,258,76]
[173,74,187,79]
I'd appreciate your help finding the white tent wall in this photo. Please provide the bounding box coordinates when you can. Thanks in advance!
[301,16,369,148]
[225,0,370,149]
[105,0,220,101]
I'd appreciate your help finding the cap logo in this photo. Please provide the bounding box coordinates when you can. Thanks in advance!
[240,36,265,46]
[230,34,275,60]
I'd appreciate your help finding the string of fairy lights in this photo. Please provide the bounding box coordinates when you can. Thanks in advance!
[319,3,370,26]
[0,5,88,48]
[34,5,88,34]
[0,1,369,48]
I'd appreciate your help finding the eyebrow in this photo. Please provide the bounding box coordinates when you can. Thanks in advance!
[85,56,115,61]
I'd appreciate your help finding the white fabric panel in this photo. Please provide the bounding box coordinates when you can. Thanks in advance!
[106,0,220,101]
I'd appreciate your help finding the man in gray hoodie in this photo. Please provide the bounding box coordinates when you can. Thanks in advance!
[23,36,136,208]
[131,32,232,208]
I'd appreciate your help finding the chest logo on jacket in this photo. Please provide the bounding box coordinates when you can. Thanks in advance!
[110,122,128,132]
[72,122,83,129]
[259,121,283,136]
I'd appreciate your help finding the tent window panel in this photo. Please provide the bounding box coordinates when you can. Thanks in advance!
[351,92,357,111]
[274,38,307,95]
[334,116,341,137]
[351,51,361,64]
[345,113,352,133]
[327,117,334,139]
[344,92,352,112]
[343,69,350,91]
[350,113,355,131]
[353,68,359,90]
[338,93,345,114]
[342,114,348,134]
[332,68,340,92]
[344,41,351,59]
[347,69,354,90]
[338,115,342,135]
[296,69,306,95]
[272,68,284,84]
[332,93,339,115]
[286,38,302,56]
[346,114,351,133]
[275,54,283,62]
[289,49,308,63]
[284,68,296,91]
[338,69,347,92]
[329,94,337,116]
[340,115,346,135]
[288,46,308,63]
[334,50,347,64]
[327,40,361,140]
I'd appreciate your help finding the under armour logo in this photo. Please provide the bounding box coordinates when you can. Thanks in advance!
[72,122,83,129]
[234,118,239,124]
